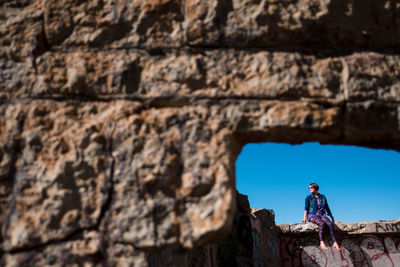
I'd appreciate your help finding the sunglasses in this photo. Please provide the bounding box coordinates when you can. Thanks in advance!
[309,186,314,189]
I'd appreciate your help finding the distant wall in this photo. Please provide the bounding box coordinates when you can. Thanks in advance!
[253,211,400,267]
[279,234,400,267]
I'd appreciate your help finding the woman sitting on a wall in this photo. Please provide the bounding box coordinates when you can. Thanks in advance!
[301,182,341,250]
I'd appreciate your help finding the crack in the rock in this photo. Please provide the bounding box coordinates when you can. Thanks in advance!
[1,95,400,109]
[0,104,25,263]
[96,122,117,264]
[31,13,51,75]
[337,100,348,145]
[2,111,26,247]
[97,122,115,229]
[186,44,400,57]
[47,43,400,57]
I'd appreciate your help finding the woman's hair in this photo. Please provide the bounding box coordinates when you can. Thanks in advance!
[309,182,319,191]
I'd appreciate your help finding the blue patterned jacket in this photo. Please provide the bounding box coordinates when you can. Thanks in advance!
[304,193,333,219]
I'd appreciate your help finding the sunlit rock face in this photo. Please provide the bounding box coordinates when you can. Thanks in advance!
[1,0,400,265]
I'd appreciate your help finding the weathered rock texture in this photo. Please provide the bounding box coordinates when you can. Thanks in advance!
[145,192,255,267]
[1,0,400,265]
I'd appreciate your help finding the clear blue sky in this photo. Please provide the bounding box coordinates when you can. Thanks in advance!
[235,142,400,224]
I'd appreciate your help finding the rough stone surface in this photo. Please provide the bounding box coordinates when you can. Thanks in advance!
[185,0,400,48]
[2,231,103,266]
[43,0,185,48]
[1,0,400,265]
[144,192,254,267]
[0,101,115,252]
[3,49,400,102]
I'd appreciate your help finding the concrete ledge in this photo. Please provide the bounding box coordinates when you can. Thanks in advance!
[277,219,400,235]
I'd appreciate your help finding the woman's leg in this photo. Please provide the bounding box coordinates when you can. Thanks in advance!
[308,215,326,242]
[321,216,337,243]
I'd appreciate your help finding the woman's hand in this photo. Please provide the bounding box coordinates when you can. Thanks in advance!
[301,219,306,223]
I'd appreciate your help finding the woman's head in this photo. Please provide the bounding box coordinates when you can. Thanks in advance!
[309,182,319,192]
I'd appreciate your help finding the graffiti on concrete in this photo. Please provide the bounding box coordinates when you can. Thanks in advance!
[280,235,400,267]
[376,222,400,233]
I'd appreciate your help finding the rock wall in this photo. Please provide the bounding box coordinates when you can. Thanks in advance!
[1,0,400,265]
[279,232,400,267]
[251,204,400,267]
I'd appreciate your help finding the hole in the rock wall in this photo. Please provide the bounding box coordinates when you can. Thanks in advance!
[235,142,400,224]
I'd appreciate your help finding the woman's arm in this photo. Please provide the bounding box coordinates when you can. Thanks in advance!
[302,196,309,223]
[325,198,335,222]
[302,210,307,223]
[304,195,310,211]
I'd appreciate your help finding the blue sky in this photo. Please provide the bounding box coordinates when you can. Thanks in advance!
[235,142,400,224]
